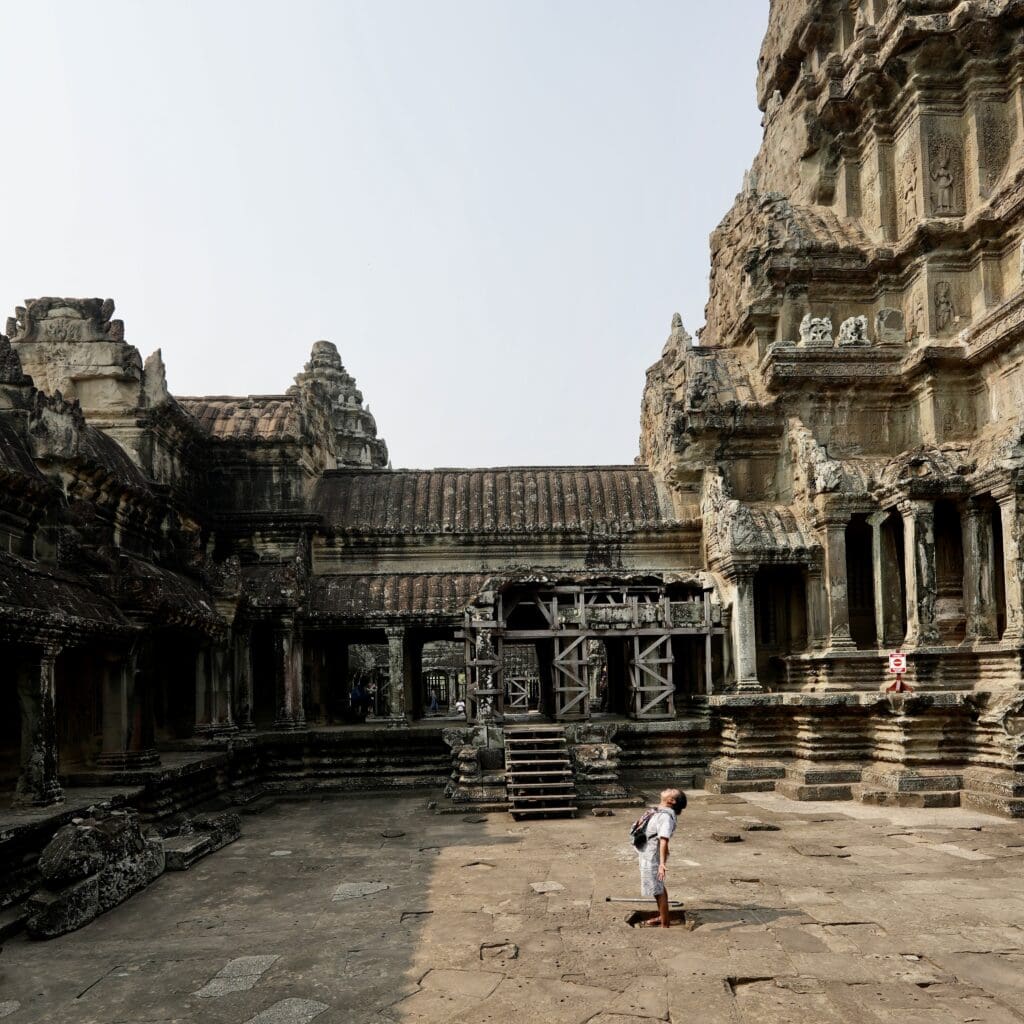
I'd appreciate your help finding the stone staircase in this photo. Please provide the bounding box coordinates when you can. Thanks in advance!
[504,724,577,820]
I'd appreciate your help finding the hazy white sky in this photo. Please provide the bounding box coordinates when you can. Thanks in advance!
[1,2,768,468]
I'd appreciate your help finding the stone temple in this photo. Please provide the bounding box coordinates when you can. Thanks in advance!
[3,0,1024,921]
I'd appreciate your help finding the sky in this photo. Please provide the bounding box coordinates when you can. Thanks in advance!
[0,2,769,469]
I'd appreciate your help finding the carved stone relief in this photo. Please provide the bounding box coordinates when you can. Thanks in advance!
[906,288,926,341]
[799,314,833,347]
[837,315,870,346]
[980,110,1011,192]
[898,150,918,234]
[927,135,965,216]
[861,165,880,228]
[934,281,958,333]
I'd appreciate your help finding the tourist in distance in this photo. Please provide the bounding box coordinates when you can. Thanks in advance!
[634,788,687,928]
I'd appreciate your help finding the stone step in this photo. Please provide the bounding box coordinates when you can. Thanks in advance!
[703,779,777,795]
[777,781,853,802]
[508,782,576,791]
[163,834,214,871]
[707,760,786,782]
[960,790,1024,819]
[961,768,1024,799]
[785,765,863,785]
[510,793,579,803]
[862,768,963,793]
[856,786,958,811]
[506,768,573,776]
[507,755,571,763]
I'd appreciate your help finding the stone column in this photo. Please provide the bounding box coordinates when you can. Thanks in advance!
[14,644,63,807]
[384,626,409,720]
[194,646,212,732]
[98,645,159,769]
[730,569,761,692]
[822,516,855,650]
[804,565,828,651]
[962,500,999,642]
[997,494,1024,642]
[869,511,905,648]
[273,617,305,730]
[901,499,939,646]
[233,628,254,730]
[209,641,236,734]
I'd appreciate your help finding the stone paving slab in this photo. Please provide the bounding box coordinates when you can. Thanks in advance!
[0,793,1022,1022]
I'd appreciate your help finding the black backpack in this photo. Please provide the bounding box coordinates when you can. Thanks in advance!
[629,808,658,850]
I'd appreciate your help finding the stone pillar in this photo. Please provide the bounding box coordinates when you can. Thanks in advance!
[273,617,305,730]
[14,644,63,807]
[730,569,761,692]
[997,493,1024,642]
[194,646,212,732]
[384,626,409,720]
[901,499,939,646]
[869,511,905,648]
[962,500,999,642]
[804,565,828,651]
[233,628,254,730]
[98,645,159,769]
[822,516,855,650]
[207,641,236,734]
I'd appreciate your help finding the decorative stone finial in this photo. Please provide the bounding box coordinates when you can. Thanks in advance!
[307,340,344,373]
[7,298,124,344]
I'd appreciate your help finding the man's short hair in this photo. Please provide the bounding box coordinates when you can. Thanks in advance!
[662,788,687,812]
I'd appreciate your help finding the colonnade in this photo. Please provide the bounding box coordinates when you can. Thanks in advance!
[726,491,1023,692]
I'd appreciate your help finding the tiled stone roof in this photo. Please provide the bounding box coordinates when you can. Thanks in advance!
[0,419,43,480]
[0,551,130,636]
[309,573,489,620]
[312,467,669,535]
[178,395,302,442]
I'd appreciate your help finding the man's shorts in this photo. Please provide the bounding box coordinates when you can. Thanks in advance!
[639,848,665,897]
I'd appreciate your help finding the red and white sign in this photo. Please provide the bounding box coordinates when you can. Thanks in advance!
[887,651,907,675]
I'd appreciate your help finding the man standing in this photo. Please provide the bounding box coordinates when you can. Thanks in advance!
[638,788,686,927]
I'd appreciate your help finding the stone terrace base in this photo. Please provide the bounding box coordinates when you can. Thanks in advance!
[2,700,1021,918]
[2,792,1024,1022]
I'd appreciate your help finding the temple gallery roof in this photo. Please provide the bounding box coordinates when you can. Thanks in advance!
[0,551,131,638]
[177,395,300,442]
[309,573,490,621]
[312,467,672,535]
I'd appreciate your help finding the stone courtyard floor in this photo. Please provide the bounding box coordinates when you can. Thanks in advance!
[1,789,1023,1023]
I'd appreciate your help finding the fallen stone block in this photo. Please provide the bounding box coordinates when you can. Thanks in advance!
[24,809,165,939]
[189,811,241,852]
[163,833,214,871]
[711,832,742,843]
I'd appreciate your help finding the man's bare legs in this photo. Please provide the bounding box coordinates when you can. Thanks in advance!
[656,889,670,927]
[641,891,671,927]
